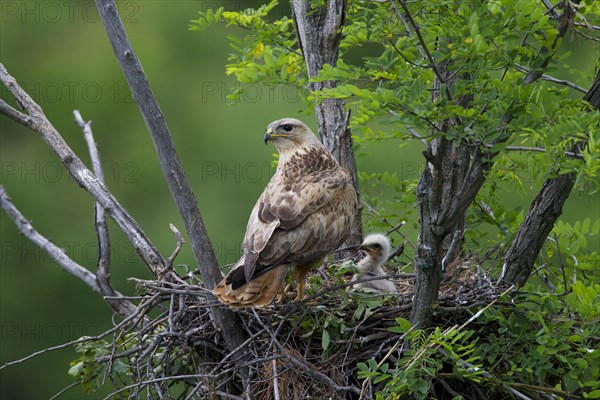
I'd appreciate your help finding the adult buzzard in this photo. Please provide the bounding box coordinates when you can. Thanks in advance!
[213,118,358,307]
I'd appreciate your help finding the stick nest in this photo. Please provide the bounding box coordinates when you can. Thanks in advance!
[88,259,505,399]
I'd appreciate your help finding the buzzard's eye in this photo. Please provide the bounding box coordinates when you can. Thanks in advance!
[282,124,293,132]
[373,244,381,249]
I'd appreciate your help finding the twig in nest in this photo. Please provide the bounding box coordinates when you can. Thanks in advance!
[166,223,186,270]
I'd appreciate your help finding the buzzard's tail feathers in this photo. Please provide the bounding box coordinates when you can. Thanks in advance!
[212,266,287,307]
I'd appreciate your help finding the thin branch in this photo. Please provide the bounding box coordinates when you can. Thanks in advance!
[573,21,600,30]
[441,230,463,272]
[501,145,585,160]
[49,381,81,400]
[0,186,139,319]
[0,186,99,293]
[102,374,219,400]
[385,220,407,236]
[74,110,118,303]
[0,295,150,371]
[387,242,406,262]
[0,98,29,123]
[392,0,454,101]
[404,125,429,146]
[509,382,581,399]
[435,377,461,398]
[387,37,421,67]
[540,0,561,19]
[575,28,600,42]
[0,63,166,276]
[0,336,96,371]
[272,358,281,400]
[166,223,185,269]
[513,63,587,93]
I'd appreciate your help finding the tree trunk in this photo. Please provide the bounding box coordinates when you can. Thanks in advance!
[501,70,600,287]
[409,0,586,328]
[500,174,575,286]
[409,56,484,328]
[291,0,362,253]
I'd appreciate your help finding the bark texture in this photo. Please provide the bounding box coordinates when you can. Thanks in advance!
[501,70,600,287]
[409,0,587,327]
[410,59,486,328]
[291,0,362,251]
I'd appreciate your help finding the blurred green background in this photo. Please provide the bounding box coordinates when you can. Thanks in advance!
[0,1,597,399]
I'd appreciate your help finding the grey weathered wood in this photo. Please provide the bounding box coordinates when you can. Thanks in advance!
[0,185,139,318]
[500,69,599,287]
[0,63,166,276]
[291,0,362,250]
[75,109,121,313]
[94,0,247,356]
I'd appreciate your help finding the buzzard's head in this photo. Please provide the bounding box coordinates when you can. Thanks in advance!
[264,118,320,152]
[359,234,391,271]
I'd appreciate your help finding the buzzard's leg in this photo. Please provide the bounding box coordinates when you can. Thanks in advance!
[295,279,305,302]
[292,265,311,302]
[277,284,286,304]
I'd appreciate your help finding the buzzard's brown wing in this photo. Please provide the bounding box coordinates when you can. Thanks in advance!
[213,145,357,307]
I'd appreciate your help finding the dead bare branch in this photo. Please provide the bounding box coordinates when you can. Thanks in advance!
[0,185,140,319]
[166,223,185,269]
[0,292,149,370]
[94,0,248,359]
[513,63,587,93]
[0,64,166,276]
[74,109,123,312]
[0,185,98,293]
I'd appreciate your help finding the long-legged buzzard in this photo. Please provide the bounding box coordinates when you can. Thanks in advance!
[213,118,358,307]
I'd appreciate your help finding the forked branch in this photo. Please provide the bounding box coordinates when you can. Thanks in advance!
[0,185,138,318]
[0,63,166,276]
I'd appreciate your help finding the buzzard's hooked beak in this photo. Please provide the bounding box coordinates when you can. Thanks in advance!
[264,128,272,145]
[264,127,288,144]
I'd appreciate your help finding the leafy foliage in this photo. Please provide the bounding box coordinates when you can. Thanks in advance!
[68,339,113,394]
[478,288,600,398]
[187,0,599,398]
[356,287,600,399]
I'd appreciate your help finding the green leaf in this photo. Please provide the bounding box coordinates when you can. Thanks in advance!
[68,361,84,377]
[586,390,600,399]
[322,329,330,351]
[388,317,412,334]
